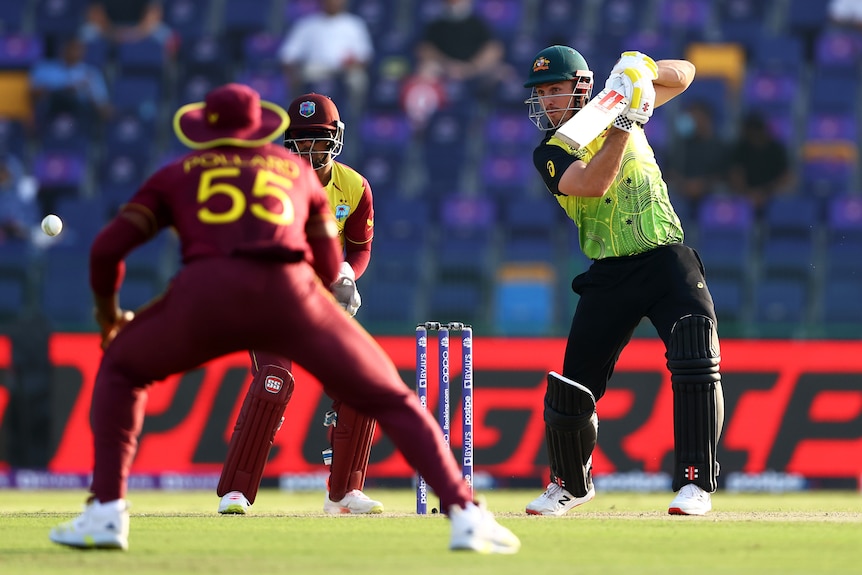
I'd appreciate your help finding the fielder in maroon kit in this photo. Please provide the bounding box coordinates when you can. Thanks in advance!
[217,93,385,515]
[48,83,519,554]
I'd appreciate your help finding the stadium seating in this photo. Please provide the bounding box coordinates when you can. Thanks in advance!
[10,0,862,337]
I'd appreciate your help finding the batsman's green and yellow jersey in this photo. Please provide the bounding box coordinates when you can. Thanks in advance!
[533,126,684,260]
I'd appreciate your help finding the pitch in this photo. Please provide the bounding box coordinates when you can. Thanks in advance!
[1,489,860,574]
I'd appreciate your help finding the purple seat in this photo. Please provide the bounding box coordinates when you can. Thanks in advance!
[626,29,678,61]
[475,0,522,35]
[707,277,745,323]
[787,0,829,32]
[763,195,821,237]
[828,194,862,231]
[806,113,857,142]
[165,0,211,38]
[483,113,535,154]
[480,153,532,198]
[814,28,862,69]
[0,117,27,157]
[599,0,650,37]
[658,0,710,31]
[353,0,398,37]
[718,0,768,24]
[742,69,799,113]
[33,151,86,187]
[821,279,862,322]
[760,236,816,280]
[808,69,859,113]
[242,31,281,70]
[283,0,319,20]
[179,35,230,77]
[40,113,90,154]
[222,0,272,35]
[0,33,41,68]
[751,36,804,70]
[116,37,167,77]
[176,72,225,107]
[698,195,755,230]
[111,74,162,119]
[100,150,150,192]
[440,195,497,231]
[34,0,87,38]
[0,3,25,33]
[801,158,854,198]
[753,278,808,323]
[234,69,286,107]
[359,112,413,154]
[643,106,670,154]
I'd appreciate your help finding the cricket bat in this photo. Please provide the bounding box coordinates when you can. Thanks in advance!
[554,88,629,149]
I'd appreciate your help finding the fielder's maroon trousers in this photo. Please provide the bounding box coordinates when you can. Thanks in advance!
[90,257,471,508]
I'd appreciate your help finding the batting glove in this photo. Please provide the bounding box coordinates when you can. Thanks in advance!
[330,262,362,317]
[604,67,656,126]
[611,51,659,80]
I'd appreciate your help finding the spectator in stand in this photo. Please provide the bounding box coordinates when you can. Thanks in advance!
[79,0,176,52]
[277,0,374,108]
[412,0,513,104]
[0,153,38,245]
[828,0,862,28]
[29,36,112,125]
[665,100,729,209]
[401,0,514,125]
[727,113,791,213]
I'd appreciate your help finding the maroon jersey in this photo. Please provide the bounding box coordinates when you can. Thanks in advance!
[129,144,331,264]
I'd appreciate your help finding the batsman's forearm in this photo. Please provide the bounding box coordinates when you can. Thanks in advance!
[653,60,695,107]
[655,60,695,88]
[559,130,628,198]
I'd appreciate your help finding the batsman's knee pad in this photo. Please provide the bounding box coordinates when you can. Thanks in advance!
[544,371,598,498]
[667,314,724,492]
[217,364,294,503]
[325,400,376,500]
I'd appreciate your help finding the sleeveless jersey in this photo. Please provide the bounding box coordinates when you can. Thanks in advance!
[533,125,683,259]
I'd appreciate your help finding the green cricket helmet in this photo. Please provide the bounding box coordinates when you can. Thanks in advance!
[524,45,595,131]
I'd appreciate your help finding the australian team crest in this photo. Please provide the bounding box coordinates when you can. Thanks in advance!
[299,100,316,118]
[334,204,350,221]
[533,56,550,72]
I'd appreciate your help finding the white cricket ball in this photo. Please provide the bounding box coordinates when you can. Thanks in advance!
[41,214,63,236]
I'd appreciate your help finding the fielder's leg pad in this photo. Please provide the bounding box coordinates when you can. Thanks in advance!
[667,314,723,492]
[217,365,294,503]
[326,400,377,501]
[543,371,598,498]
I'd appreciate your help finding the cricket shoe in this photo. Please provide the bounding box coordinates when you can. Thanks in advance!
[323,489,384,514]
[49,498,129,550]
[218,491,250,515]
[668,483,711,516]
[449,500,521,554]
[526,482,595,516]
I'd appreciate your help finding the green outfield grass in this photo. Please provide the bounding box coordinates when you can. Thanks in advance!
[1,489,860,575]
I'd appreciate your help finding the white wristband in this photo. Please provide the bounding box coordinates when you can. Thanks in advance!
[338,261,355,281]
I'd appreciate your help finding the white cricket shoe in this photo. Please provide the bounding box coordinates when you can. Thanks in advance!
[526,482,595,516]
[49,498,129,550]
[449,501,521,554]
[218,491,250,515]
[668,483,712,515]
[323,489,384,514]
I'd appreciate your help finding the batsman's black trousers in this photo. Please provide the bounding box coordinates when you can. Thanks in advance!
[562,243,717,400]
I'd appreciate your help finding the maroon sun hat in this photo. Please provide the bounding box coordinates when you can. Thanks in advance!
[173,83,290,149]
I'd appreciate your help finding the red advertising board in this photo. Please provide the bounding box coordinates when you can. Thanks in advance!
[0,335,861,487]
